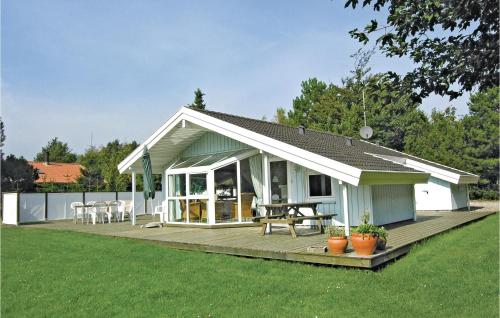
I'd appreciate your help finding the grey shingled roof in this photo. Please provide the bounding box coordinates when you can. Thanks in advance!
[191,108,474,176]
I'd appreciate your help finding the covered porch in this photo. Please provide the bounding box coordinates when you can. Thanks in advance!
[122,117,342,228]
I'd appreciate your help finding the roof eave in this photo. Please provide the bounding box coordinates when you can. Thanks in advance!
[359,171,430,185]
[457,175,480,184]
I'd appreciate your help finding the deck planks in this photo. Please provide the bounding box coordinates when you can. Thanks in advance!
[20,210,496,268]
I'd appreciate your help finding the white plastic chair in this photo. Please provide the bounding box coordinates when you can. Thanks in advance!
[153,200,167,223]
[109,201,120,222]
[85,201,98,225]
[118,200,132,222]
[71,202,85,224]
[95,202,112,224]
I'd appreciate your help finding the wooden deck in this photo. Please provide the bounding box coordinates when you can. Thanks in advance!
[22,209,497,268]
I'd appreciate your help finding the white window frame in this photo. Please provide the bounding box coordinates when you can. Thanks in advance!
[166,172,209,224]
[306,172,334,201]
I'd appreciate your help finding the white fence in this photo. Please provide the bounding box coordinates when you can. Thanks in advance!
[1,191,163,225]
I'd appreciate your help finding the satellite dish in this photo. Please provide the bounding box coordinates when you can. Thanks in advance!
[360,126,373,139]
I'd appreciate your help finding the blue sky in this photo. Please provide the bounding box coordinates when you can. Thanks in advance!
[2,0,470,159]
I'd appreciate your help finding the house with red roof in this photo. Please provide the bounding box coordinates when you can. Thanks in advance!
[29,161,84,184]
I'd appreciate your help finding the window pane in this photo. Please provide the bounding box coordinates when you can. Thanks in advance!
[190,174,207,195]
[188,199,208,223]
[309,175,332,197]
[168,199,187,222]
[168,174,186,197]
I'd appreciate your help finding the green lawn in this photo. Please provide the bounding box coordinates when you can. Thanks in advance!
[2,214,498,318]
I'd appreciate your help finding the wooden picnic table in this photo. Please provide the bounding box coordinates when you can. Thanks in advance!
[256,202,336,238]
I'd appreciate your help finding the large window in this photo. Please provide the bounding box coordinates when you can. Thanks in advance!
[308,174,332,197]
[167,173,208,223]
[165,153,262,225]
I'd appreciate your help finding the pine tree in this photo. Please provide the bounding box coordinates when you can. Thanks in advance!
[188,88,206,110]
[462,87,499,199]
[34,137,77,163]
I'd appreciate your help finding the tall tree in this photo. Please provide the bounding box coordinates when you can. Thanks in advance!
[404,107,470,171]
[345,0,499,102]
[34,138,77,163]
[77,146,104,191]
[188,88,206,110]
[462,87,499,199]
[77,140,141,192]
[276,50,427,151]
[285,78,329,126]
[1,155,38,191]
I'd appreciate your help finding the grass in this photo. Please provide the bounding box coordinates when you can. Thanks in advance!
[2,214,498,318]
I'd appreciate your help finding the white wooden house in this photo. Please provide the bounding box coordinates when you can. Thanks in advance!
[117,107,478,232]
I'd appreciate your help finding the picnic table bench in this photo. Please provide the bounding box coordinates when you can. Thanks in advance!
[256,202,337,238]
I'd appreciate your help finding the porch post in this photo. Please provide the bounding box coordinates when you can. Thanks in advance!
[236,160,242,222]
[262,153,270,205]
[262,152,271,233]
[207,170,215,224]
[340,181,350,236]
[131,168,136,226]
[164,170,169,222]
[412,185,417,221]
[466,184,471,212]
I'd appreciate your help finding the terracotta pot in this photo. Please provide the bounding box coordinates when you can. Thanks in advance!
[376,238,387,250]
[350,233,378,256]
[327,236,348,254]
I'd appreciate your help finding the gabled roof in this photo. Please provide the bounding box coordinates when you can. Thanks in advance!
[192,109,416,172]
[29,161,84,183]
[192,108,478,184]
[118,107,433,186]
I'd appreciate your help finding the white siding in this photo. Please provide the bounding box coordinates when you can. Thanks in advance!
[451,184,469,210]
[288,162,343,225]
[372,184,415,225]
[415,177,453,210]
[181,131,250,157]
[347,184,373,226]
[288,163,306,203]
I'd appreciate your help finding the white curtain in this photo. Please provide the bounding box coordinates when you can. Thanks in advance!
[249,154,263,214]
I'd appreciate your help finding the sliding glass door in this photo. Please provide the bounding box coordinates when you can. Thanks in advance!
[214,163,239,223]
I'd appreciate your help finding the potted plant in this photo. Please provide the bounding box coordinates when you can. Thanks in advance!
[350,213,379,256]
[326,225,348,254]
[376,226,388,250]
